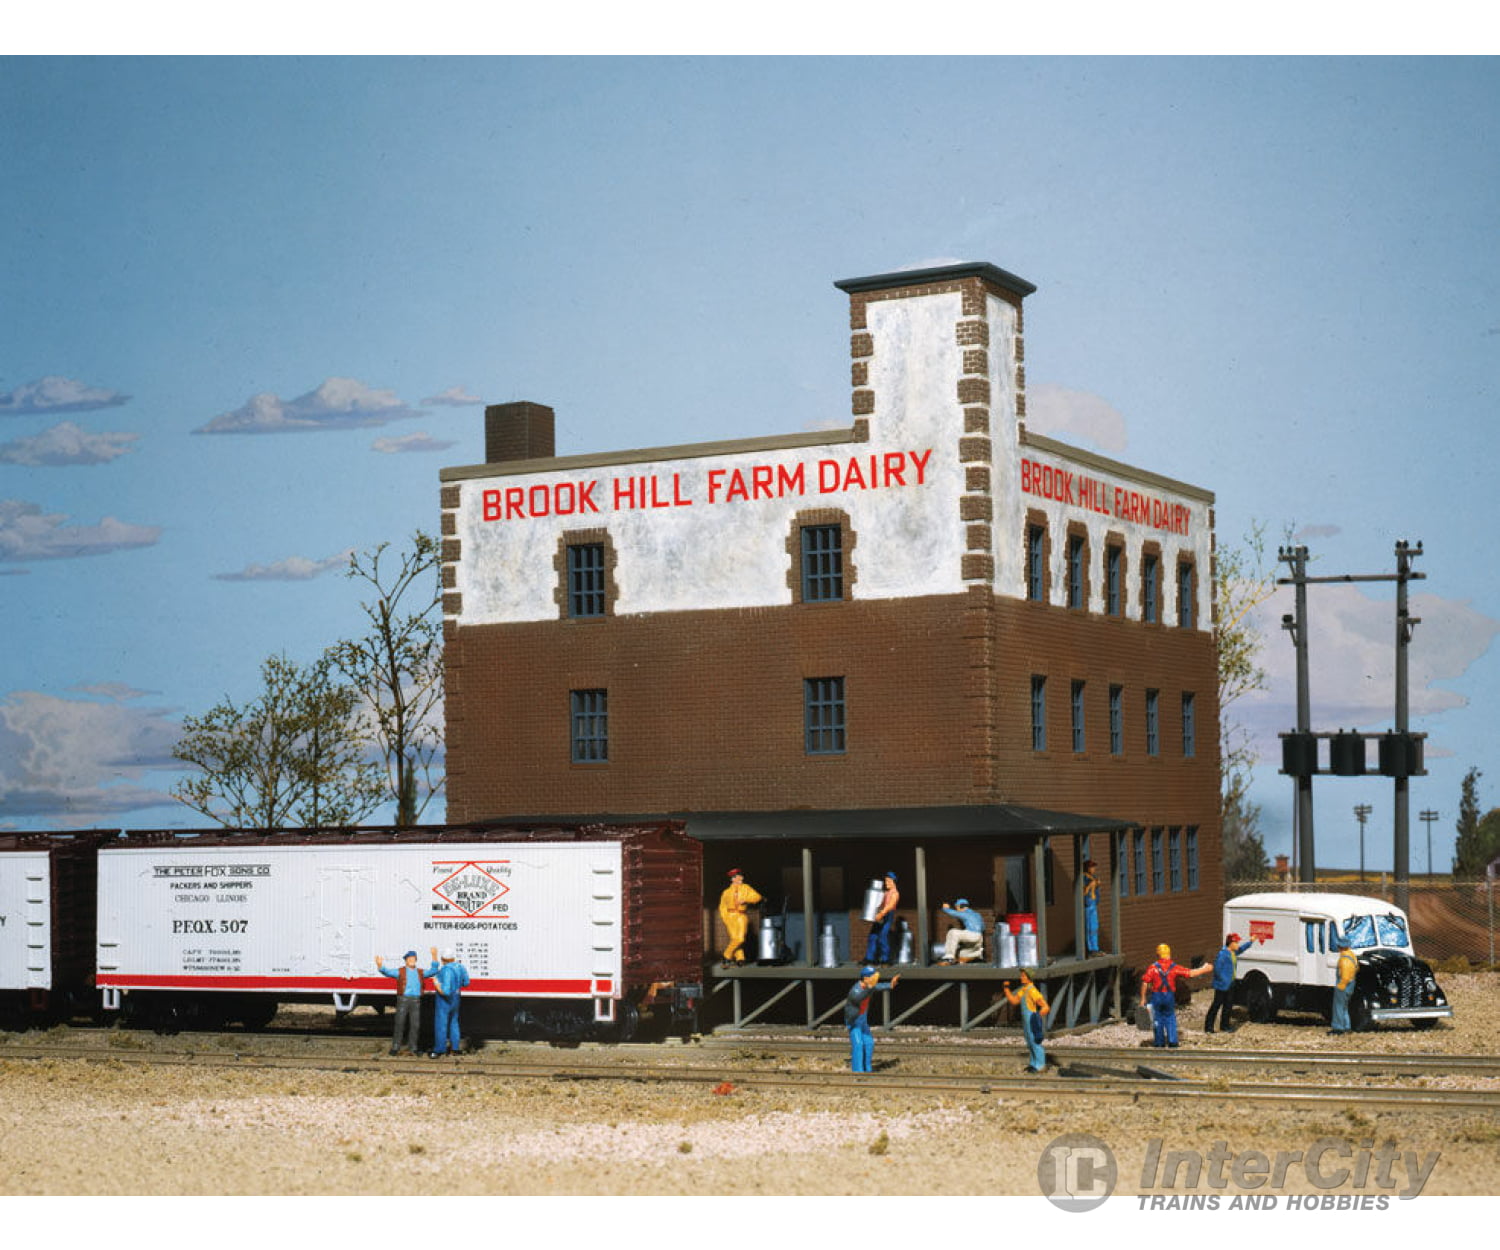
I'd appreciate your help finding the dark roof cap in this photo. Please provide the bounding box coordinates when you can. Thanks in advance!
[834,261,1036,299]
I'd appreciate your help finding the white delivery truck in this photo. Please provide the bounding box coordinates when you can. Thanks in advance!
[1225,892,1452,1031]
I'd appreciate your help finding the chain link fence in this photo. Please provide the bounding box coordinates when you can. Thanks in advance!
[1225,878,1499,969]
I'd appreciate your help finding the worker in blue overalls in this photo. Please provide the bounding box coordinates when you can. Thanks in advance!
[1003,970,1050,1073]
[1140,944,1211,1048]
[1082,859,1101,956]
[844,965,900,1073]
[425,945,471,1058]
[1204,932,1257,1034]
[863,872,900,965]
[1329,933,1358,1035]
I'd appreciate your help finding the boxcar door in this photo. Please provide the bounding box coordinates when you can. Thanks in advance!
[316,864,377,978]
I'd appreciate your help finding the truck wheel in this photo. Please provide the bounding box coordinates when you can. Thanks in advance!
[1350,993,1374,1032]
[1411,1017,1438,1031]
[1245,976,1276,1023]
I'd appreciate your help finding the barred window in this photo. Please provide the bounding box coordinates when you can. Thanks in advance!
[1031,675,1047,751]
[1142,553,1160,623]
[1109,685,1123,755]
[1071,680,1086,753]
[1067,534,1085,609]
[1182,691,1196,758]
[1178,561,1195,629]
[1146,688,1160,757]
[1186,828,1199,890]
[567,543,606,618]
[801,524,844,602]
[804,677,846,755]
[570,689,608,763]
[1151,829,1164,893]
[1106,544,1123,616]
[1169,828,1182,892]
[1027,524,1046,602]
[1133,830,1148,895]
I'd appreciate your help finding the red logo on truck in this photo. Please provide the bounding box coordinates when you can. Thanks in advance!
[1248,920,1275,942]
[431,862,510,918]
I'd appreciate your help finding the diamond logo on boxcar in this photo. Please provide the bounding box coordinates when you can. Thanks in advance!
[431,862,511,917]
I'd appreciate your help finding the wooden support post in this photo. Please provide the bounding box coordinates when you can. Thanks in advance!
[1074,835,1086,960]
[915,843,930,966]
[1111,829,1124,1018]
[1033,836,1049,966]
[801,846,816,968]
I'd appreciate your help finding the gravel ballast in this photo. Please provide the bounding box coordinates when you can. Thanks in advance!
[2,972,1496,1197]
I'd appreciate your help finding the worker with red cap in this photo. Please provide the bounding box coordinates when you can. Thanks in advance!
[1205,932,1258,1034]
[718,868,762,965]
[1140,943,1212,1048]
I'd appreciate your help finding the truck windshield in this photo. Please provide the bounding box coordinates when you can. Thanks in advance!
[1338,914,1410,949]
[1375,914,1410,948]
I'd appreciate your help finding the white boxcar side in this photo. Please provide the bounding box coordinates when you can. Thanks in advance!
[0,849,51,993]
[97,840,625,1015]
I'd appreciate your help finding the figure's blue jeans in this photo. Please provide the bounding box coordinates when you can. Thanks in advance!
[433,995,462,1054]
[1149,990,1178,1046]
[1331,984,1352,1033]
[848,1022,874,1072]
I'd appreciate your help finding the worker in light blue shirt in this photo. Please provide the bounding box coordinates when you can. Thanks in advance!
[425,945,471,1058]
[1205,932,1257,1034]
[938,899,985,964]
[375,949,427,1055]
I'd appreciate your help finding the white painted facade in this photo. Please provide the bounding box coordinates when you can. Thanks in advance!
[445,267,1213,631]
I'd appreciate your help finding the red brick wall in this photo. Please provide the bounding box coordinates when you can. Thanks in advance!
[445,587,1223,969]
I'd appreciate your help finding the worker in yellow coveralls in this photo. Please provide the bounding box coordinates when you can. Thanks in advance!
[718,868,762,965]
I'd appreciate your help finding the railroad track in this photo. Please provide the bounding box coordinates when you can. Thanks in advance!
[699,1036,1500,1078]
[4,1040,1497,1112]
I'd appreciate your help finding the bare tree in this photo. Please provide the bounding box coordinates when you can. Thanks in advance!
[327,531,444,826]
[1215,521,1278,879]
[172,653,384,828]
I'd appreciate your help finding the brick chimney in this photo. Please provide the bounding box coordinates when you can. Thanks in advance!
[485,401,555,463]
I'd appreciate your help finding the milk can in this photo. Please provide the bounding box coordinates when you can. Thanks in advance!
[817,923,839,968]
[757,915,783,962]
[1017,922,1038,967]
[895,920,915,965]
[998,928,1019,968]
[859,879,885,923]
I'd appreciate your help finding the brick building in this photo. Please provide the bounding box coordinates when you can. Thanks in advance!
[439,261,1222,1018]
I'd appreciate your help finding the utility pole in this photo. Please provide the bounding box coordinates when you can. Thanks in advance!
[1354,803,1372,882]
[1279,545,1315,883]
[1420,809,1439,881]
[1393,541,1423,914]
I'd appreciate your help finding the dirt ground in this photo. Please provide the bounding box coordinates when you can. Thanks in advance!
[0,973,1496,1200]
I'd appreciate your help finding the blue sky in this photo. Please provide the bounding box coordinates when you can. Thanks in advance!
[3,56,1498,876]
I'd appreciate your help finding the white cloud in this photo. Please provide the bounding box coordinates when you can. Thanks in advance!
[1026,384,1130,454]
[0,499,161,563]
[421,386,482,407]
[1294,523,1342,541]
[0,376,129,415]
[214,548,354,582]
[70,682,155,701]
[0,689,181,825]
[1234,584,1500,758]
[0,420,139,466]
[194,377,421,435]
[372,432,458,454]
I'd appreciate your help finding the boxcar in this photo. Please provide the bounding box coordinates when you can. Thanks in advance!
[95,821,703,1040]
[0,832,108,1029]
